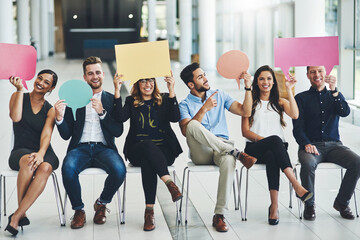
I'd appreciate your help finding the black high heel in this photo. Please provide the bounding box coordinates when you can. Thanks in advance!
[268,205,279,225]
[4,214,19,236]
[18,216,30,227]
[296,191,313,203]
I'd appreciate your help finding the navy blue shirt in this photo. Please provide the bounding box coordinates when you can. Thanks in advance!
[292,87,350,149]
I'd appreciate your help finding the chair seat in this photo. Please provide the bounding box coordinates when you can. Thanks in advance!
[79,168,107,175]
[126,164,176,173]
[0,169,19,177]
[186,162,219,172]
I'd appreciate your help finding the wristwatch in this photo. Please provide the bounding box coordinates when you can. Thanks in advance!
[98,109,106,117]
[330,88,338,94]
[244,87,251,91]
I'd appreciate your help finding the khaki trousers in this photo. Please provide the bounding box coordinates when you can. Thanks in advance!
[186,120,236,214]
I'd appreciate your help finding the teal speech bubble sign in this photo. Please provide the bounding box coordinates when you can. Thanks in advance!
[58,80,93,120]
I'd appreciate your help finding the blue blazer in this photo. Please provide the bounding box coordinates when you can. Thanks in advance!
[57,91,123,152]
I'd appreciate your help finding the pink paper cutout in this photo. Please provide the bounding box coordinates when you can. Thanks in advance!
[0,43,37,90]
[217,50,249,89]
[274,36,339,80]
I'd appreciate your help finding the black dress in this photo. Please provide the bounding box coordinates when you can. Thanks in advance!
[8,93,59,170]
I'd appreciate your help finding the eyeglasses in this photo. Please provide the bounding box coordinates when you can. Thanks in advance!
[138,79,155,85]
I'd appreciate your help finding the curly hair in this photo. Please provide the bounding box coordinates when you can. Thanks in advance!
[249,65,286,128]
[130,78,162,107]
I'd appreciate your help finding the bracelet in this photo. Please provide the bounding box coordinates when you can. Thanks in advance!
[244,87,251,91]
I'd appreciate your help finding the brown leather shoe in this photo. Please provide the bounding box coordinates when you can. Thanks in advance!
[333,199,355,220]
[212,214,228,232]
[71,210,86,229]
[93,200,108,224]
[238,152,257,169]
[166,181,183,202]
[143,209,155,231]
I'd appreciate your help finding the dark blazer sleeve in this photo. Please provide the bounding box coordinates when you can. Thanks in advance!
[163,93,180,122]
[115,96,132,123]
[56,107,74,140]
[100,93,123,137]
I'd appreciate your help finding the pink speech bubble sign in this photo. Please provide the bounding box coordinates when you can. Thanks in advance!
[274,36,339,80]
[0,43,37,90]
[217,50,249,89]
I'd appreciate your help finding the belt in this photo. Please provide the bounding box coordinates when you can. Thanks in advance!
[79,142,103,145]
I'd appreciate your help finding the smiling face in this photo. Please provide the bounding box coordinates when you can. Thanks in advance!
[190,68,210,92]
[138,78,155,100]
[33,73,54,93]
[257,70,274,93]
[307,66,326,91]
[83,63,104,92]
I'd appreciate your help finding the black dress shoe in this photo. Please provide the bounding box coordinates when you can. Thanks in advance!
[19,216,30,227]
[296,191,313,203]
[303,205,316,221]
[268,205,279,225]
[333,199,355,220]
[4,214,18,236]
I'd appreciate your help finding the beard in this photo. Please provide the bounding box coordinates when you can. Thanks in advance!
[88,81,102,89]
[195,84,210,92]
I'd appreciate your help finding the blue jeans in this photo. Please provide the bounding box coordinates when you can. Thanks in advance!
[62,143,126,210]
[299,141,360,207]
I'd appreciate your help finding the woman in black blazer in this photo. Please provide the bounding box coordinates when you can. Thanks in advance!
[114,73,182,231]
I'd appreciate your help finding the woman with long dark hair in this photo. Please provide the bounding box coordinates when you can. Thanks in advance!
[114,73,182,231]
[5,70,59,236]
[241,65,312,225]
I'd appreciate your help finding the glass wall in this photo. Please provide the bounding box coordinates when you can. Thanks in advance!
[325,0,339,79]
[355,0,360,104]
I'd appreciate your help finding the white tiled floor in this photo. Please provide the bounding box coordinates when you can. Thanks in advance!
[0,54,359,239]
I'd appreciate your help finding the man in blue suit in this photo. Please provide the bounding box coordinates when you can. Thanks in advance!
[54,56,126,229]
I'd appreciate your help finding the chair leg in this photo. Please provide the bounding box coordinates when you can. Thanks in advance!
[0,175,2,228]
[51,172,65,226]
[238,167,244,220]
[179,166,188,214]
[121,177,126,224]
[63,192,68,225]
[294,167,303,219]
[172,170,181,224]
[353,191,359,218]
[289,180,293,208]
[244,168,249,221]
[233,169,238,210]
[4,176,6,217]
[185,169,190,225]
[116,189,122,224]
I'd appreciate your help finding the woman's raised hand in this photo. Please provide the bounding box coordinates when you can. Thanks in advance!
[113,73,124,99]
[285,73,297,90]
[9,76,24,92]
[164,71,175,97]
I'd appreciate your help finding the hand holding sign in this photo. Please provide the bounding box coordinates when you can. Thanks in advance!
[58,80,93,120]
[274,36,339,79]
[0,43,37,90]
[216,50,250,89]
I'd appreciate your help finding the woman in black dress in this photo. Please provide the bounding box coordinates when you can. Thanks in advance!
[114,73,182,231]
[5,70,59,236]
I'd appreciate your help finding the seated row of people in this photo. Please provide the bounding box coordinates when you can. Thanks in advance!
[5,56,360,236]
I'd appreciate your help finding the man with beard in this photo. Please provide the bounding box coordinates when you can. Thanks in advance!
[293,66,360,221]
[54,56,126,229]
[178,62,256,232]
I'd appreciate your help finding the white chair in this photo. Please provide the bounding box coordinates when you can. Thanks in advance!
[180,161,239,224]
[120,164,179,224]
[237,164,294,221]
[62,168,122,225]
[0,169,65,227]
[293,162,359,219]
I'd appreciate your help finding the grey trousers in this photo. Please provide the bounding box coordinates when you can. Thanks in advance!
[298,141,360,207]
[186,120,236,214]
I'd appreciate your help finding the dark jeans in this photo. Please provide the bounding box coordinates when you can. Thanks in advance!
[62,143,126,210]
[299,141,360,207]
[244,135,292,191]
[127,140,175,204]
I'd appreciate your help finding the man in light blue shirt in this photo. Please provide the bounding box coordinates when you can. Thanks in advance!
[179,62,256,232]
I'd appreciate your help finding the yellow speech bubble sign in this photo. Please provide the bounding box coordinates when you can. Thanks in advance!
[115,40,171,85]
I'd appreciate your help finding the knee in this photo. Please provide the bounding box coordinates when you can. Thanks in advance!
[299,155,317,172]
[61,159,77,179]
[19,155,31,168]
[36,163,53,176]
[219,155,236,172]
[111,163,126,182]
[268,135,283,147]
[186,120,201,135]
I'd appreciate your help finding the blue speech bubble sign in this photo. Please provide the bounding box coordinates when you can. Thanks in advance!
[58,80,93,120]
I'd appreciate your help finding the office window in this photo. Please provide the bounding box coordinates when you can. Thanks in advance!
[355,0,360,104]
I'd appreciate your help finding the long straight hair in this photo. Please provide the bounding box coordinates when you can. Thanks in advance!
[249,65,286,128]
[131,78,162,107]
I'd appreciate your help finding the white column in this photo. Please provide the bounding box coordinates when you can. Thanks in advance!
[17,0,31,45]
[31,0,41,59]
[147,0,156,42]
[48,0,55,55]
[179,0,192,65]
[294,0,325,94]
[0,0,14,43]
[40,0,49,59]
[198,0,216,70]
[166,0,176,48]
